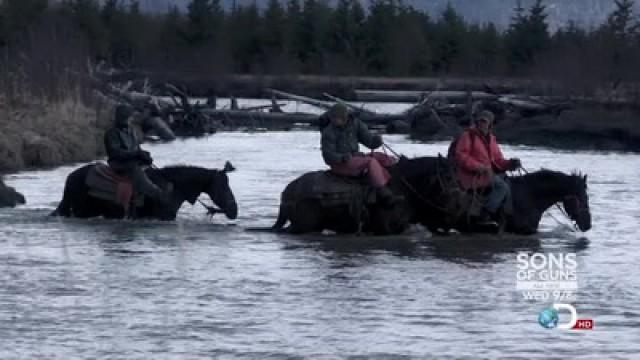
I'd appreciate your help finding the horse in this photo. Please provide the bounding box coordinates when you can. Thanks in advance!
[395,156,592,235]
[269,157,425,235]
[0,177,26,208]
[50,162,238,221]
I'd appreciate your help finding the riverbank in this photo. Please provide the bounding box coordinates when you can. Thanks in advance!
[1,78,638,178]
[0,98,111,173]
[410,108,640,152]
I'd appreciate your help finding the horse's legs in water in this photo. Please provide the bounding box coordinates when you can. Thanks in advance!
[288,199,322,234]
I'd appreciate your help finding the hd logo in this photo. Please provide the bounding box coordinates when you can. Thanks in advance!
[538,304,593,330]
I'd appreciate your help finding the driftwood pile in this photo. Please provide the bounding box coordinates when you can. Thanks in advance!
[89,63,597,139]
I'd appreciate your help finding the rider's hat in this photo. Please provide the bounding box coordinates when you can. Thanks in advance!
[328,102,348,121]
[475,110,494,124]
[115,105,133,122]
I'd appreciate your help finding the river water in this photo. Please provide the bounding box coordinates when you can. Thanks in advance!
[1,127,639,358]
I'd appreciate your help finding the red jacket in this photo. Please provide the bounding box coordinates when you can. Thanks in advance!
[454,128,512,189]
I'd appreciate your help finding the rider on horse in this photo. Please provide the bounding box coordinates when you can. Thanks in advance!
[320,103,401,206]
[453,110,521,224]
[104,105,171,205]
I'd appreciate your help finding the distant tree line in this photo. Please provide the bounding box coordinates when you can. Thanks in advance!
[1,0,640,98]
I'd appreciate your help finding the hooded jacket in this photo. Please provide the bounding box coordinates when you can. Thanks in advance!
[454,127,513,189]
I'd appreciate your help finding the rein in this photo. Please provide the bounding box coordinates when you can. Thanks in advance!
[382,143,401,158]
[398,175,455,214]
[517,167,578,232]
[382,143,457,215]
[152,164,222,217]
[198,198,223,217]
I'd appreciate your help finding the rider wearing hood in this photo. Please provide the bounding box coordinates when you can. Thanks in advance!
[320,103,401,205]
[454,110,521,221]
[104,105,170,204]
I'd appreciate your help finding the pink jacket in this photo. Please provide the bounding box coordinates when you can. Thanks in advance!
[454,128,512,189]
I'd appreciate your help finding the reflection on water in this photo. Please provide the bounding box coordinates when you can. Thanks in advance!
[1,131,639,358]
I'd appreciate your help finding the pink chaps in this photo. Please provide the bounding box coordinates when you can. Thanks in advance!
[330,152,397,188]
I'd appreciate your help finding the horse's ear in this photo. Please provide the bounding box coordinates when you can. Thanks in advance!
[223,161,236,173]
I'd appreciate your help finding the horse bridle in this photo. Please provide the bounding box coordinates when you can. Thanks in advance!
[199,172,226,217]
[562,194,588,219]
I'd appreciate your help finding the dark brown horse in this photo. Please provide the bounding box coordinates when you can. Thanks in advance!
[395,156,592,235]
[269,169,412,235]
[0,177,25,208]
[51,162,238,221]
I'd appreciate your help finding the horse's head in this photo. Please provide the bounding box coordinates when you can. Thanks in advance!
[562,173,591,232]
[0,179,26,207]
[206,161,238,220]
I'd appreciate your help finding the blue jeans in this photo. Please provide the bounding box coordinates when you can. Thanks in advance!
[485,175,510,214]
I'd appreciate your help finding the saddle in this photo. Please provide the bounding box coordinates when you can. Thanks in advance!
[310,171,373,208]
[85,163,139,209]
[437,155,513,223]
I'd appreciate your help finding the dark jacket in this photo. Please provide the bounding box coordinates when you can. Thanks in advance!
[321,117,382,166]
[104,127,143,166]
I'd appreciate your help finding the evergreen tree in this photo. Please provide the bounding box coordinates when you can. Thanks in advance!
[348,0,367,72]
[598,0,639,82]
[604,0,637,37]
[471,23,503,75]
[263,0,285,53]
[67,0,108,59]
[186,0,223,46]
[101,0,119,25]
[228,3,262,72]
[365,0,397,74]
[297,0,319,64]
[527,0,550,52]
[1,0,48,41]
[433,2,467,74]
[285,0,302,65]
[328,0,351,55]
[324,0,365,73]
[505,0,550,73]
[158,5,185,64]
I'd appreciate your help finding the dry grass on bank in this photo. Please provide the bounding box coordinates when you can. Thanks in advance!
[0,96,112,172]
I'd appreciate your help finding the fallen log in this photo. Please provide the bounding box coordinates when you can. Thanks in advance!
[267,88,334,109]
[197,109,406,128]
[356,90,498,103]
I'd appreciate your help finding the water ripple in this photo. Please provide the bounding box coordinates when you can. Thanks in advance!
[0,132,638,358]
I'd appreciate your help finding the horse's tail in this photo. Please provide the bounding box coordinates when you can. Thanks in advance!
[271,202,288,231]
[50,174,74,217]
[245,203,289,233]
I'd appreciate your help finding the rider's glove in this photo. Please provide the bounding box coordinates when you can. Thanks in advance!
[372,135,383,149]
[509,158,522,170]
[139,150,153,165]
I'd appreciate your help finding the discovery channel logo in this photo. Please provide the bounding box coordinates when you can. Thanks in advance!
[538,304,594,330]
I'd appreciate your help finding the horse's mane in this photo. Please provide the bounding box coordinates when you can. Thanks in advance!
[509,168,584,182]
[154,165,218,186]
[160,164,206,171]
[509,168,586,195]
[392,155,444,178]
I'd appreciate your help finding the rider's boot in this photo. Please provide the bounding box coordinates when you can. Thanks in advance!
[477,209,498,226]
